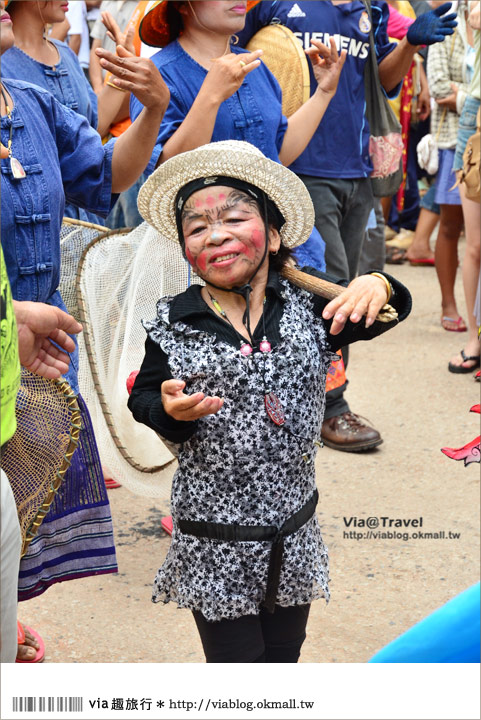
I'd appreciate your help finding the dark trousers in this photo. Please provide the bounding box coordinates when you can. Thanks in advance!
[192,604,310,663]
[297,176,374,418]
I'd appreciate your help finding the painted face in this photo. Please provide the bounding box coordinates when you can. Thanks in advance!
[0,1,15,54]
[181,186,280,289]
[182,0,247,35]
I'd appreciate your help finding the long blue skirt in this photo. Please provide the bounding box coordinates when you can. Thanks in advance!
[18,394,117,601]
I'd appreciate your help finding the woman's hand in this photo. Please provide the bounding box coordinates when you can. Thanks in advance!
[436,82,458,112]
[161,379,224,421]
[96,46,170,112]
[100,10,136,55]
[322,275,390,335]
[202,50,263,104]
[306,37,347,98]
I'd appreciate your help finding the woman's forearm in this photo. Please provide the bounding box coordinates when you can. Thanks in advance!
[111,104,166,192]
[159,91,221,165]
[97,85,130,138]
[278,89,332,167]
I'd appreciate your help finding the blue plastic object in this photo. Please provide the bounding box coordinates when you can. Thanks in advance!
[369,582,480,663]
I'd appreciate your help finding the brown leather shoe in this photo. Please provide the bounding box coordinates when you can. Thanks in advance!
[321,412,383,452]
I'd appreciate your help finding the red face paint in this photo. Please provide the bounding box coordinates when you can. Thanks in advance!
[182,186,269,289]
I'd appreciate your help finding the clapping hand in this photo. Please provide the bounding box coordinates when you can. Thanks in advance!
[101,10,136,55]
[306,37,347,98]
[203,50,263,105]
[96,46,170,112]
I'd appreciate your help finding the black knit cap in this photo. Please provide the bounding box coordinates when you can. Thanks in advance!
[175,176,285,249]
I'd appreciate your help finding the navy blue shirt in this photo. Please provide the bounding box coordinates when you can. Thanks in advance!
[130,40,288,174]
[237,0,398,179]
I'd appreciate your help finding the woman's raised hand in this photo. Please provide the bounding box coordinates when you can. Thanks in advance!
[161,379,224,421]
[203,50,263,104]
[306,37,347,98]
[101,10,136,55]
[96,46,170,113]
[322,274,390,335]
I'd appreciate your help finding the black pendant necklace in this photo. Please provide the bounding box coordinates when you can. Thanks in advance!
[207,290,285,426]
[1,85,26,180]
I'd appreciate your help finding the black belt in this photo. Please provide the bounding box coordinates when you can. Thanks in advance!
[177,488,319,613]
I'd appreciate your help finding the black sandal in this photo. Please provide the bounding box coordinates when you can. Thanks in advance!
[448,350,481,374]
[385,246,407,265]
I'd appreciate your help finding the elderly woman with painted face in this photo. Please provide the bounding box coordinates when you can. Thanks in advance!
[128,140,412,664]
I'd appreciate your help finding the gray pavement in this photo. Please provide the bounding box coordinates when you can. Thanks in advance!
[21,248,480,663]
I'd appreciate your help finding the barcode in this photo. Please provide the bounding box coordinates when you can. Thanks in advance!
[12,697,83,712]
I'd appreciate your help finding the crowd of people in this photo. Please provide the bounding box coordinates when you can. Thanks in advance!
[0,0,476,665]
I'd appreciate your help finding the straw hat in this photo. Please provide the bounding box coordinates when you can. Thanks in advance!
[137,140,315,249]
[139,0,262,48]
[246,25,310,117]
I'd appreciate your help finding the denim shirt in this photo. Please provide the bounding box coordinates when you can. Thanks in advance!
[2,40,98,129]
[130,41,288,175]
[1,80,116,390]
[1,41,103,223]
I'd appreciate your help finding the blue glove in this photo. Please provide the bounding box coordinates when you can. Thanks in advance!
[407,2,457,46]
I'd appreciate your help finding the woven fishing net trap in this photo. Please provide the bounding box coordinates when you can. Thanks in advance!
[246,24,311,117]
[1,370,81,556]
[60,219,203,499]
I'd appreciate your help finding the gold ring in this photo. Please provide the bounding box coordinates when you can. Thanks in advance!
[239,60,246,67]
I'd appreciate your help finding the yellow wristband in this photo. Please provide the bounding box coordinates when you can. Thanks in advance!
[370,272,392,303]
[106,80,127,93]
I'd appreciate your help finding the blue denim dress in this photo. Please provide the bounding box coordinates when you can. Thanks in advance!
[1,41,104,224]
[130,41,288,175]
[1,79,118,598]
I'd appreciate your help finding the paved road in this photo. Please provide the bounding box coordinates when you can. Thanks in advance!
[21,253,480,663]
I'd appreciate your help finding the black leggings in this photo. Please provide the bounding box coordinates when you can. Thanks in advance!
[192,604,310,663]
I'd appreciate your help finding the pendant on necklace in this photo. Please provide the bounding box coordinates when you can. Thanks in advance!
[240,342,253,357]
[10,156,26,180]
[265,391,285,426]
[259,336,271,353]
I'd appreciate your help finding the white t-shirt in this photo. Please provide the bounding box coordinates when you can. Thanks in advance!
[66,1,90,69]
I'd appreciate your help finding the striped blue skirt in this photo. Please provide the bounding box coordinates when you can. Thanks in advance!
[17,394,117,602]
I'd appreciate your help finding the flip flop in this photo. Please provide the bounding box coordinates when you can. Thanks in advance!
[161,516,173,536]
[104,477,122,489]
[408,258,435,266]
[16,622,45,663]
[385,246,406,264]
[441,316,467,332]
[448,350,481,374]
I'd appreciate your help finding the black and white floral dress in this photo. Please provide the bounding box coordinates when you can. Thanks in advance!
[143,279,337,622]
